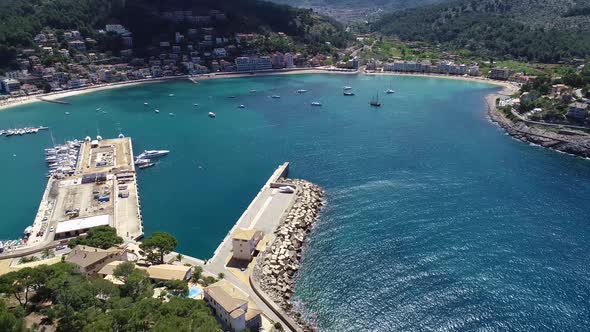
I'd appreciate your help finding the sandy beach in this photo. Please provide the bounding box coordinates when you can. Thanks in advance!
[366,71,520,92]
[0,76,185,112]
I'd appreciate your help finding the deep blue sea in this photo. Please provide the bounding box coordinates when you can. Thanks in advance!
[1,74,590,331]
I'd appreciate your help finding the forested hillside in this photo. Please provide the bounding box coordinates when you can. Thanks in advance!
[372,0,590,62]
[0,0,348,55]
[267,0,446,21]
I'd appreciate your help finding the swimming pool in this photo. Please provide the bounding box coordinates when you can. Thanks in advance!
[188,286,203,299]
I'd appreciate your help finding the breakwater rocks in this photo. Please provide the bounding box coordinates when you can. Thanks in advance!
[252,179,324,331]
[487,100,590,158]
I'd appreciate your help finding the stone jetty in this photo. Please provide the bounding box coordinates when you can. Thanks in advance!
[252,178,325,331]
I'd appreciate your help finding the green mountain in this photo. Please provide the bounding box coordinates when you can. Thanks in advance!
[372,0,590,62]
[267,0,446,21]
[0,0,348,66]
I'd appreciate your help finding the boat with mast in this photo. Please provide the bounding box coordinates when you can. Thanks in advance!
[385,80,395,94]
[370,93,381,107]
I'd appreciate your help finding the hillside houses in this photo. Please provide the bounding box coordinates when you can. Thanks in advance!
[2,7,324,97]
[382,60,480,76]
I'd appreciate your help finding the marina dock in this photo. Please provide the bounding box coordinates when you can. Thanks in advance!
[0,137,143,257]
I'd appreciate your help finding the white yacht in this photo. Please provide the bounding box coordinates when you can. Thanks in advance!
[144,102,149,105]
[343,86,352,90]
[155,109,160,113]
[271,95,281,99]
[137,150,170,159]
[311,102,322,106]
[238,105,246,108]
[208,112,216,118]
[385,88,395,94]
[297,89,308,94]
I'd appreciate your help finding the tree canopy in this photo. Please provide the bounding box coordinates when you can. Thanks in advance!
[373,0,590,62]
[0,262,219,332]
[140,232,178,265]
[68,226,123,249]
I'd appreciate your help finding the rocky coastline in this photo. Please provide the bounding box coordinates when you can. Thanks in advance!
[252,178,325,331]
[486,94,590,159]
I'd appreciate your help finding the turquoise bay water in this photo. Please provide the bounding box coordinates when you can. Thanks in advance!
[1,74,590,330]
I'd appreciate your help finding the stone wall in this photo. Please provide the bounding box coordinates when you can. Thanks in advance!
[252,178,324,331]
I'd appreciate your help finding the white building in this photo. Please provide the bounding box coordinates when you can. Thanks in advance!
[105,24,130,35]
[284,52,294,68]
[1,78,21,93]
[55,214,111,239]
[213,48,227,57]
[234,56,272,72]
[204,280,262,332]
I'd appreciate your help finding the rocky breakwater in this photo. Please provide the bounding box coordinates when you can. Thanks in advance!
[252,178,324,330]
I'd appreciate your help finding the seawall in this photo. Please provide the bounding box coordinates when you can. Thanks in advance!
[252,179,325,331]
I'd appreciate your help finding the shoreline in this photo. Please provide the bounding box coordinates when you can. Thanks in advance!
[0,76,186,111]
[0,69,512,112]
[485,88,590,159]
[365,71,519,90]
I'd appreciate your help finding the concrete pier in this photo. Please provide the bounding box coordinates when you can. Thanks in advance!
[208,162,291,265]
[0,137,144,258]
[201,162,315,332]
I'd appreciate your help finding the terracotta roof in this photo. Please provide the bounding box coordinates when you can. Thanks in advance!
[205,285,248,313]
[233,228,261,241]
[97,260,124,275]
[230,308,246,319]
[65,245,122,269]
[146,264,191,281]
[245,308,262,321]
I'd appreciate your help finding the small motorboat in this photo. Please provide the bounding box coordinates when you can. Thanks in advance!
[134,158,151,166]
[138,162,155,169]
[279,186,295,194]
[311,102,322,106]
[343,86,352,90]
[297,89,308,94]
[238,105,246,109]
[194,103,199,106]
[249,89,257,93]
[208,112,216,118]
[155,109,160,113]
[343,91,355,96]
[169,94,175,97]
[144,102,149,105]
[169,112,175,116]
[271,95,281,99]
[385,89,395,94]
[65,112,70,115]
